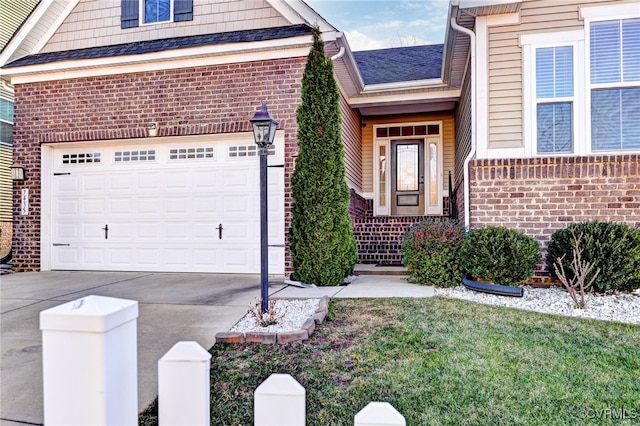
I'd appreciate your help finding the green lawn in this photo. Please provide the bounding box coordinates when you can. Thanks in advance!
[139,298,640,425]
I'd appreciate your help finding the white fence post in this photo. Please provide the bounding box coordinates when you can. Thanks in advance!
[40,295,138,426]
[254,373,305,426]
[159,341,212,426]
[354,402,406,426]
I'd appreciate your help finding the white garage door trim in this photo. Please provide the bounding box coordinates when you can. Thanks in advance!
[40,132,285,274]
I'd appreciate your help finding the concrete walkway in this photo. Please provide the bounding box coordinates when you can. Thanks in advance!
[0,271,433,425]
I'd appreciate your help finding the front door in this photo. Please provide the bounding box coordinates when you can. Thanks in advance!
[391,139,424,215]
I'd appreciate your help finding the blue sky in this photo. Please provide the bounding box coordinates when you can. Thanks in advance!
[304,0,450,51]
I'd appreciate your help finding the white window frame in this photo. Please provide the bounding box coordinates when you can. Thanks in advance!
[521,3,640,157]
[140,0,174,26]
[0,96,13,147]
[521,31,585,157]
[372,121,443,216]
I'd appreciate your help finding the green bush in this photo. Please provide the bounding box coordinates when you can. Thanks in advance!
[459,226,541,286]
[403,219,465,287]
[547,221,640,293]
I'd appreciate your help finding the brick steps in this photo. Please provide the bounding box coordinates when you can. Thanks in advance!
[352,216,438,266]
[354,264,407,276]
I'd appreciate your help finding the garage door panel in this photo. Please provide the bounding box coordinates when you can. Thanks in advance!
[83,248,106,266]
[83,174,106,192]
[56,199,79,216]
[138,197,162,216]
[138,172,163,189]
[137,222,161,240]
[164,171,190,190]
[82,199,105,215]
[192,196,218,215]
[165,222,190,240]
[165,196,191,214]
[108,173,136,191]
[138,249,161,266]
[109,197,134,215]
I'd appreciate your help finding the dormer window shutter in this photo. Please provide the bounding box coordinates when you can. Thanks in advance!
[174,0,193,22]
[121,0,139,29]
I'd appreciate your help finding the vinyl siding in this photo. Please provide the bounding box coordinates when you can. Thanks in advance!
[486,0,638,150]
[42,0,291,53]
[0,145,11,222]
[361,112,456,194]
[339,92,362,191]
[0,0,39,50]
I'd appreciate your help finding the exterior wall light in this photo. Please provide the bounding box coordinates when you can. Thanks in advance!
[10,163,26,181]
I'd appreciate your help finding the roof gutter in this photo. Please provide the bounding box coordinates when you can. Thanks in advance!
[450,14,476,230]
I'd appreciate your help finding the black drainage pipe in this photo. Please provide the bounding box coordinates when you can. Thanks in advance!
[462,275,524,297]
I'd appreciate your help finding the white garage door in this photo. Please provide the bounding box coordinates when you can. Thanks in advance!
[50,137,284,274]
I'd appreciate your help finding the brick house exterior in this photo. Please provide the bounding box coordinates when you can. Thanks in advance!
[1,0,638,280]
[10,58,306,272]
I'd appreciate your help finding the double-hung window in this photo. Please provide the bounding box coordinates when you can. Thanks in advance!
[144,0,171,24]
[589,18,640,151]
[536,46,574,154]
[522,4,640,157]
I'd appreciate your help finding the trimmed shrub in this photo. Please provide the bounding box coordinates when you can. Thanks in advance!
[547,221,640,293]
[459,226,541,286]
[403,219,465,287]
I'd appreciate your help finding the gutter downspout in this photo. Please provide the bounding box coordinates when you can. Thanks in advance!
[330,46,345,61]
[450,16,476,230]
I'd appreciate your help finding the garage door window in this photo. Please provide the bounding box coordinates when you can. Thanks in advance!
[228,144,275,157]
[115,150,156,162]
[169,147,215,160]
[62,153,101,164]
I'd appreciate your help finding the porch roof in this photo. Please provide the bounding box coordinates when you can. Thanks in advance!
[353,45,444,85]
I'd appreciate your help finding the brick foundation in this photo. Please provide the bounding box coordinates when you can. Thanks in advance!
[469,155,640,279]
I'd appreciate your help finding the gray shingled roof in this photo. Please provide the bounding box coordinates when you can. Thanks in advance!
[4,24,313,68]
[353,44,443,85]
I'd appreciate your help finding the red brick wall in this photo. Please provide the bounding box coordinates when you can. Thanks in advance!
[12,57,306,272]
[469,155,640,279]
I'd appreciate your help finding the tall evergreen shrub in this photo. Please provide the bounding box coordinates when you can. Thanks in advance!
[288,28,357,286]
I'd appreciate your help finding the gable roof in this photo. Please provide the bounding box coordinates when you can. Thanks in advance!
[4,24,313,69]
[353,45,444,86]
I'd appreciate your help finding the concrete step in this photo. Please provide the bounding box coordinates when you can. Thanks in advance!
[354,264,408,276]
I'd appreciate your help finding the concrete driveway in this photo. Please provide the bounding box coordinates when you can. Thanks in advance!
[0,271,285,425]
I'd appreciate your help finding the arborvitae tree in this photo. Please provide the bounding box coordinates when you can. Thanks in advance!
[288,28,357,286]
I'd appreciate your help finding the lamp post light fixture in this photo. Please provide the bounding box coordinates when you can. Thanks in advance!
[250,102,278,313]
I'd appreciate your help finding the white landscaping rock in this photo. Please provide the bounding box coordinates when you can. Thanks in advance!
[435,286,640,325]
[231,299,321,334]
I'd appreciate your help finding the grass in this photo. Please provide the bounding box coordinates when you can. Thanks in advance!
[139,298,640,425]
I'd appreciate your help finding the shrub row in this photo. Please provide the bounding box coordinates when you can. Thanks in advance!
[403,220,640,292]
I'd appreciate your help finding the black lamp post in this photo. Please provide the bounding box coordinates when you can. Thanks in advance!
[250,102,278,313]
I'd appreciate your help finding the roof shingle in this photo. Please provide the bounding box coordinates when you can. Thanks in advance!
[4,24,313,68]
[353,44,443,85]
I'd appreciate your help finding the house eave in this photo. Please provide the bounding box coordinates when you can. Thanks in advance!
[362,78,445,93]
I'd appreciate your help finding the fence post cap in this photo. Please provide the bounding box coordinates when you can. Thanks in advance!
[160,341,212,362]
[255,373,305,396]
[40,295,138,333]
[354,401,406,426]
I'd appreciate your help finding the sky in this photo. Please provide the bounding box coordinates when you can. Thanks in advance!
[304,0,451,51]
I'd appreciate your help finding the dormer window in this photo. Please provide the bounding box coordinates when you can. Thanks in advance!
[121,0,192,29]
[144,0,171,24]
